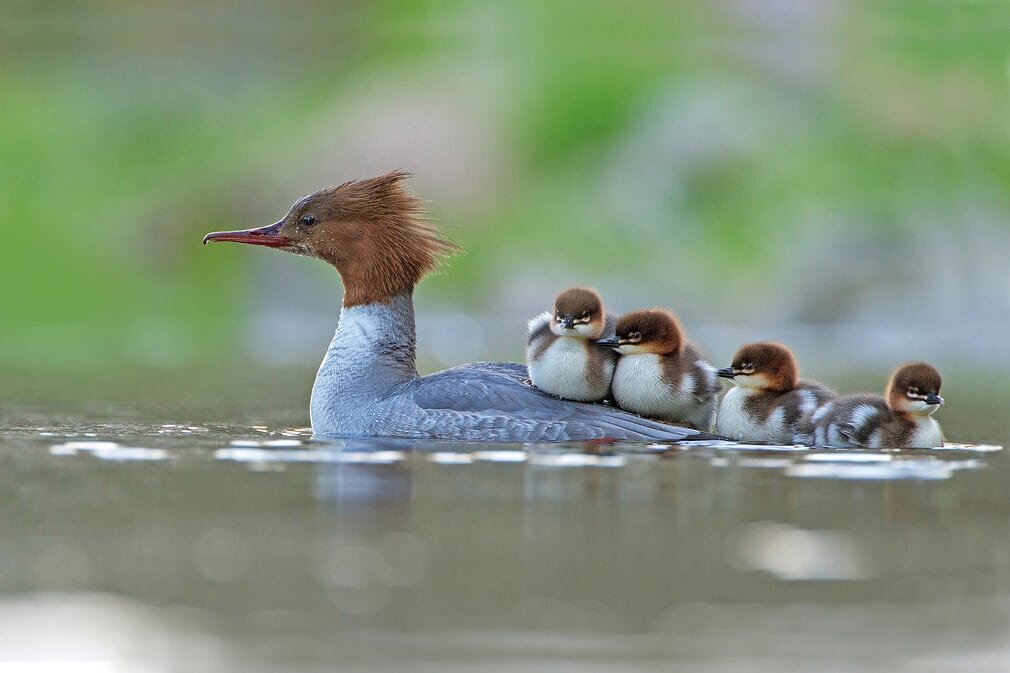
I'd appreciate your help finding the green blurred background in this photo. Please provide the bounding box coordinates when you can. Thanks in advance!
[2,0,1009,380]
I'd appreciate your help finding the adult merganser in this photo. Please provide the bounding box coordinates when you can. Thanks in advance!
[203,171,708,442]
[811,362,945,448]
[715,342,835,444]
[597,309,719,430]
[526,287,617,402]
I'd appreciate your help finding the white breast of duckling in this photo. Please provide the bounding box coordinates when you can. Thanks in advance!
[715,385,749,440]
[612,354,694,421]
[528,336,612,402]
[716,387,775,442]
[904,417,944,448]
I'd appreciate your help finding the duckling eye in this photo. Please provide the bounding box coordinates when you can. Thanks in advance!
[741,363,755,372]
[300,214,316,227]
[907,386,920,396]
[627,331,641,342]
[580,311,590,319]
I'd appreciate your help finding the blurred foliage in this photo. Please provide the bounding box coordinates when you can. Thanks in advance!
[1,0,1008,369]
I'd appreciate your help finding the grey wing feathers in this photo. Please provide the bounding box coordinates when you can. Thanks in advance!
[405,362,704,442]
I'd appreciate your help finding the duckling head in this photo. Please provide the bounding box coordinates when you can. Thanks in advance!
[717,342,798,393]
[887,362,943,415]
[550,287,607,339]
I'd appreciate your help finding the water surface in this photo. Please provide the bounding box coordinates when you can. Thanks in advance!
[1,366,1008,671]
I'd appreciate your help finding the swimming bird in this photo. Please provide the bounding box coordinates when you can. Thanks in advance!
[526,287,617,402]
[811,362,945,448]
[715,342,835,444]
[203,171,709,442]
[597,309,719,430]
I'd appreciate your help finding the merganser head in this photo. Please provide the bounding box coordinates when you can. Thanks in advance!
[202,170,457,307]
[886,362,943,416]
[716,342,798,393]
[550,287,606,339]
[600,309,683,356]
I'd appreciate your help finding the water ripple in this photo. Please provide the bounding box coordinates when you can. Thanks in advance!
[49,441,170,462]
[214,448,406,464]
[39,433,1003,481]
[785,457,983,481]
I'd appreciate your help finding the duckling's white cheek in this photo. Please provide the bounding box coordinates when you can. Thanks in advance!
[573,323,597,338]
[733,374,765,389]
[617,344,645,355]
[900,399,934,415]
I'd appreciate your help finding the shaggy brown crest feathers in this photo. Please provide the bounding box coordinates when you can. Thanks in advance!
[283,170,458,307]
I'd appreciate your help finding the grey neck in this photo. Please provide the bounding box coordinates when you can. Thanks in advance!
[310,292,418,432]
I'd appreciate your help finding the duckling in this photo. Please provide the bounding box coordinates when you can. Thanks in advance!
[812,362,945,448]
[597,309,719,430]
[715,342,835,444]
[527,287,617,402]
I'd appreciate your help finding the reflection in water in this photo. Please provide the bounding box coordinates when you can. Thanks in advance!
[0,417,1007,670]
[51,441,170,461]
[316,463,414,505]
[0,592,228,668]
[216,447,407,464]
[786,457,983,480]
[732,521,875,581]
[193,528,252,584]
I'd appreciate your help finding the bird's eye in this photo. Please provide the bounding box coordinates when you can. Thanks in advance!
[628,332,641,341]
[742,363,755,372]
[580,311,590,319]
[908,387,920,396]
[301,215,316,227]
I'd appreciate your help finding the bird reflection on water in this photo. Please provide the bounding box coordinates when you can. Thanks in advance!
[0,415,1006,670]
